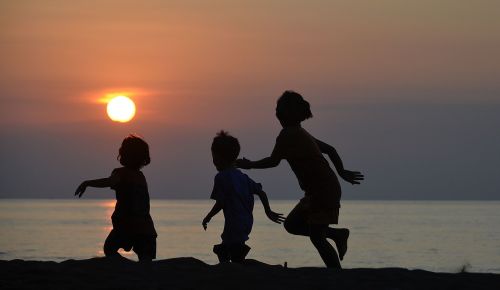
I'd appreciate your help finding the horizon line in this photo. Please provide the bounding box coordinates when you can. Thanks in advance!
[1,197,499,202]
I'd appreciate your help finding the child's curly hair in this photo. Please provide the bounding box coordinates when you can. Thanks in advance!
[276,90,313,123]
[211,130,240,164]
[118,134,151,169]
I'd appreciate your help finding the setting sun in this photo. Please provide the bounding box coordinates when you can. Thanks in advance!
[106,96,136,122]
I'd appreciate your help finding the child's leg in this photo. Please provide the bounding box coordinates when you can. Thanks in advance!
[283,201,309,236]
[103,230,122,257]
[309,224,341,269]
[326,228,349,260]
[319,207,349,260]
[229,243,251,263]
[326,228,348,240]
[134,236,156,263]
[285,200,344,267]
[213,244,230,263]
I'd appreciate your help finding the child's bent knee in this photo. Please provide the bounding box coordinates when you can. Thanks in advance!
[104,247,118,257]
[103,241,120,257]
[284,219,297,234]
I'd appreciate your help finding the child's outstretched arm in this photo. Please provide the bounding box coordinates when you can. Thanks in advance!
[236,156,280,169]
[315,138,364,185]
[74,174,119,198]
[202,200,223,230]
[255,190,285,224]
[236,134,286,169]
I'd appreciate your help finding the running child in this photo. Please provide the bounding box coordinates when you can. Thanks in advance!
[75,135,157,262]
[202,131,284,263]
[236,91,364,268]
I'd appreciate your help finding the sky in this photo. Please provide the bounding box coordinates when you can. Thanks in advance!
[1,0,499,200]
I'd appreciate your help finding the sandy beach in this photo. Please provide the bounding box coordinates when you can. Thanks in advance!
[1,257,498,290]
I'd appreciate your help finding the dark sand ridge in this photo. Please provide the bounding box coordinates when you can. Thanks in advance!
[1,257,498,290]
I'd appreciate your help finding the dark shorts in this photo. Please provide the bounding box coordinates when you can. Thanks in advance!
[213,242,251,263]
[104,229,157,259]
[293,197,339,225]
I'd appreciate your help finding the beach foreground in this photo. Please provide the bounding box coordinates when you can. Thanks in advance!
[1,258,498,290]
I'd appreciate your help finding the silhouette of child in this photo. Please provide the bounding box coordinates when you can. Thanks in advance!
[75,135,157,262]
[236,91,364,269]
[202,131,285,263]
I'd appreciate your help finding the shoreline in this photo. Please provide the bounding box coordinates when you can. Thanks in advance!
[1,257,499,289]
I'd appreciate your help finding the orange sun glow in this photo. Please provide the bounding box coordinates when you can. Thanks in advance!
[106,96,136,122]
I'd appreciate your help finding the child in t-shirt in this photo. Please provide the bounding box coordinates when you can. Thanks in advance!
[236,91,364,268]
[75,135,157,262]
[202,131,284,263]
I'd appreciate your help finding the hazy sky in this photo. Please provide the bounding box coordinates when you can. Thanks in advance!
[1,0,499,199]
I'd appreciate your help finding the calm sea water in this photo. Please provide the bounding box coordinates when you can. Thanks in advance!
[0,199,499,273]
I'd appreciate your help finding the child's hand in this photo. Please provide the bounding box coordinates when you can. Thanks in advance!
[339,169,364,185]
[202,216,211,230]
[265,210,286,224]
[235,158,252,169]
[74,181,88,198]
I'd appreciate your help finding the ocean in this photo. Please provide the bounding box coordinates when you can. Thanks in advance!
[0,199,499,273]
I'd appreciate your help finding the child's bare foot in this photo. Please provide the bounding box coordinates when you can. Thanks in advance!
[334,229,349,261]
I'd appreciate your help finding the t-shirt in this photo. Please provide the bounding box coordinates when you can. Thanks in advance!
[210,168,262,244]
[110,167,157,237]
[271,126,341,207]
